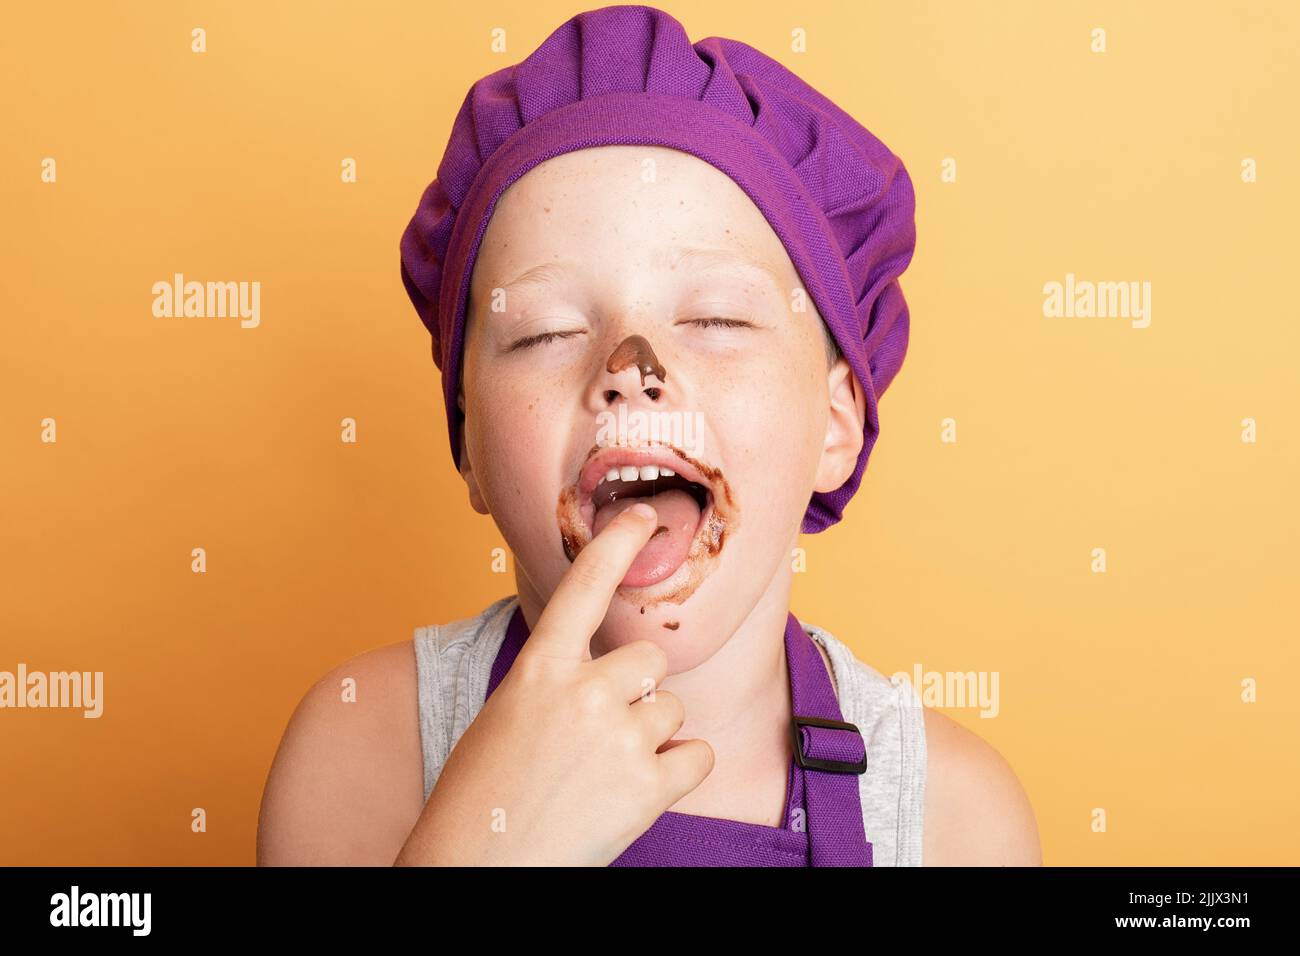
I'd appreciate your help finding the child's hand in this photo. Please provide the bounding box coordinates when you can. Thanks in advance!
[395,503,715,866]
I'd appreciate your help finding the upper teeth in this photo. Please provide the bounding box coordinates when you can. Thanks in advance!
[605,464,675,482]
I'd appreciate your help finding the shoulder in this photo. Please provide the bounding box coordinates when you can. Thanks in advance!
[920,708,1042,865]
[257,639,424,866]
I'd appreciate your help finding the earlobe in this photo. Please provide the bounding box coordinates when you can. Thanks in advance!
[813,358,867,494]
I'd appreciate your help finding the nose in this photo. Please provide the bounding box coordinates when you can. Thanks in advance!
[601,334,668,404]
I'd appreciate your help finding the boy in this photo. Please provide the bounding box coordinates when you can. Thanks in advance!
[258,4,1040,866]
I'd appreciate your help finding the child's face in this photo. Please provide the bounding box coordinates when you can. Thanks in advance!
[458,145,864,665]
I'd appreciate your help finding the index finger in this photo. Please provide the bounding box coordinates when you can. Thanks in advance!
[524,502,659,661]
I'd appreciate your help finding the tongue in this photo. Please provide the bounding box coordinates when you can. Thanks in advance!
[591,488,702,588]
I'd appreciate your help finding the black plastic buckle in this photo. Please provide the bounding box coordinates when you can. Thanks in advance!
[791,715,869,774]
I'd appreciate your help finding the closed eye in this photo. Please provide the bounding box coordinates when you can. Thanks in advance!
[506,330,585,352]
[686,318,754,329]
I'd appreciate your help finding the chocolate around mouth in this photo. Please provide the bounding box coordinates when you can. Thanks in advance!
[554,444,736,609]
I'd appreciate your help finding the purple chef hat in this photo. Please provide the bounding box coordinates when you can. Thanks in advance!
[400,3,916,533]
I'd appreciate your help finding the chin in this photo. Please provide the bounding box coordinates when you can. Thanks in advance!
[592,573,738,669]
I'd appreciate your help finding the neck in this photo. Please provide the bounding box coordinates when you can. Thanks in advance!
[650,583,793,748]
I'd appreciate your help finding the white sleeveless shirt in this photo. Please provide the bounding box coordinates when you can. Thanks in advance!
[412,595,927,865]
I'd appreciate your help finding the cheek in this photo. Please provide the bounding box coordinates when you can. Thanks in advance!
[465,369,568,516]
[703,347,822,447]
[702,350,826,516]
[474,395,542,485]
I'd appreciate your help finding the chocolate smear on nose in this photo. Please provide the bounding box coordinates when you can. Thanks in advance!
[606,335,667,386]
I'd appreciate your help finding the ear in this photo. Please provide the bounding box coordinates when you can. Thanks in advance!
[457,387,490,516]
[813,357,867,494]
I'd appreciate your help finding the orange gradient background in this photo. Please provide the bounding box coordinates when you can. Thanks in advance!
[1,1,1297,865]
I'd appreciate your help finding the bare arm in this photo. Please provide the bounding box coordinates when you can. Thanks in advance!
[921,708,1043,866]
[256,642,426,866]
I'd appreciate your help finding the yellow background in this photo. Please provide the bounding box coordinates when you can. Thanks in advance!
[1,1,1296,865]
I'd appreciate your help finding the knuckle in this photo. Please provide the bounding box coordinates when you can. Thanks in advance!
[567,557,606,592]
[632,638,669,674]
[615,724,645,758]
[652,688,683,718]
[570,675,610,717]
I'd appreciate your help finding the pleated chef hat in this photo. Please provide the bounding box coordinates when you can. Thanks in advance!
[400,3,917,533]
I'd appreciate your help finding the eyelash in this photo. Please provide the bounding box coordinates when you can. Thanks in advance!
[507,330,583,352]
[507,318,752,351]
[688,317,752,330]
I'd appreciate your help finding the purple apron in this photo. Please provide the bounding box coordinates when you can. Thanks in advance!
[486,606,874,867]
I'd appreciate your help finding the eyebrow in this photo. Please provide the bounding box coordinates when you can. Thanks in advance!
[659,245,789,298]
[496,258,583,295]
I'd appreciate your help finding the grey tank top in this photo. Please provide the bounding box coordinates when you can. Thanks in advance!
[413,595,928,866]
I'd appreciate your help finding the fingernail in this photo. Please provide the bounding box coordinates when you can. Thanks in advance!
[629,502,656,520]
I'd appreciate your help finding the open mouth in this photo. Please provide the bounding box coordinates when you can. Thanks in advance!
[557,441,733,597]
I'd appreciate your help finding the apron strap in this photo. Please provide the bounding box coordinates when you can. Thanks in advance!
[785,612,874,866]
